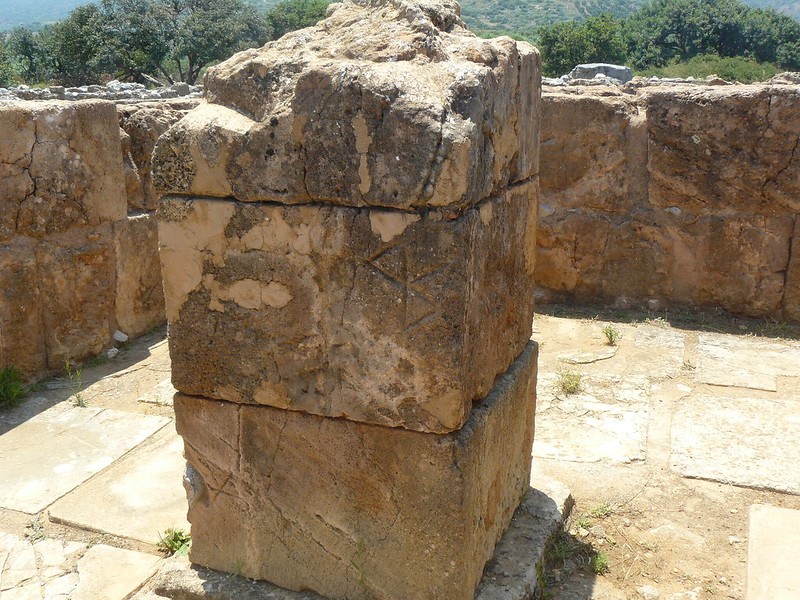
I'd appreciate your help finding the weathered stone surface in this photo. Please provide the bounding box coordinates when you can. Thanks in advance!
[159,182,536,433]
[49,425,190,545]
[0,401,168,513]
[120,128,146,210]
[133,477,571,600]
[36,225,116,368]
[568,63,633,82]
[534,373,650,464]
[0,105,36,243]
[0,100,127,240]
[671,395,800,494]
[536,207,673,300]
[695,332,800,392]
[114,213,166,338]
[646,86,800,215]
[153,0,540,211]
[785,218,800,321]
[475,478,573,600]
[174,342,537,600]
[72,545,162,600]
[536,86,800,320]
[675,214,793,316]
[541,94,644,214]
[119,103,190,211]
[0,238,46,375]
[746,505,800,600]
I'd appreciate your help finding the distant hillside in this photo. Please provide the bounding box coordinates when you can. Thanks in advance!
[1,0,798,33]
[461,0,645,36]
[0,0,282,30]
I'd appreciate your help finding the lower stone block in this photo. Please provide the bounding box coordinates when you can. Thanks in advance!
[0,238,46,375]
[175,342,538,600]
[114,213,166,338]
[784,218,800,321]
[37,225,115,368]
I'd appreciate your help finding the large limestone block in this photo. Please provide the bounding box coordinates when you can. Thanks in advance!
[120,129,146,210]
[674,214,793,316]
[153,0,540,211]
[646,86,800,215]
[114,213,166,338]
[0,238,46,375]
[118,103,190,211]
[175,341,538,600]
[540,94,646,213]
[36,225,115,368]
[0,106,35,243]
[536,206,673,300]
[0,101,128,239]
[785,218,800,321]
[159,182,536,432]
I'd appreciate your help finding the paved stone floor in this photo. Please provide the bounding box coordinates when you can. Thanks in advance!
[0,312,798,599]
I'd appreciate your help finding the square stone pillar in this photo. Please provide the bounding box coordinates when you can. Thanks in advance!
[153,0,541,598]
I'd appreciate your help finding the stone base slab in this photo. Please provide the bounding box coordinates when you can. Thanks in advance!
[132,478,572,600]
[174,342,538,600]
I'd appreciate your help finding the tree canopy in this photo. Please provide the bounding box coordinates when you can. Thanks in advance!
[538,0,800,76]
[0,0,332,86]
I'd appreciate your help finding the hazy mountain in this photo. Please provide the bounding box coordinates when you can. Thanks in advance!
[0,0,281,30]
[1,0,797,33]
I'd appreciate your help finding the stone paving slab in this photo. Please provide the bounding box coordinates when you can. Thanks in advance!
[0,402,169,513]
[49,425,189,545]
[137,378,176,406]
[671,395,800,494]
[633,325,686,379]
[73,545,162,599]
[0,533,161,600]
[696,333,800,391]
[746,504,800,599]
[534,373,650,464]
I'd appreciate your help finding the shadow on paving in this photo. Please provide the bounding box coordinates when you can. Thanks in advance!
[541,529,602,600]
[0,325,167,436]
[537,302,800,340]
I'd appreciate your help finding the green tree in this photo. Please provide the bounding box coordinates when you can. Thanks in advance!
[97,0,174,83]
[0,39,17,87]
[538,14,628,76]
[7,28,47,83]
[42,4,113,85]
[266,0,331,40]
[171,0,271,84]
[624,0,800,70]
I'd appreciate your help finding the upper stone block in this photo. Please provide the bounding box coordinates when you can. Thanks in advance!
[152,0,540,211]
[0,101,127,243]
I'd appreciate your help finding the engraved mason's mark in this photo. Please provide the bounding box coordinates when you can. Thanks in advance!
[366,245,441,331]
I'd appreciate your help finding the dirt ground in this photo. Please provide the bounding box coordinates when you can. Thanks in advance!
[531,305,800,600]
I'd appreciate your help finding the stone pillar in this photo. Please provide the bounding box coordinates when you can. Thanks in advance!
[152,1,541,598]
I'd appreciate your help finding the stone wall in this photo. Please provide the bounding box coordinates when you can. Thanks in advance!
[0,99,191,378]
[538,84,800,320]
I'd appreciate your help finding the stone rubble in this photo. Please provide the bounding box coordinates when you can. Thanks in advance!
[0,80,202,104]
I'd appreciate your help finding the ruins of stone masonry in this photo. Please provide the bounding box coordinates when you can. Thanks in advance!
[152,0,541,597]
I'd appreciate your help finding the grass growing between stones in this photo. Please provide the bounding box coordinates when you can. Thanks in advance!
[602,324,621,346]
[539,302,800,341]
[0,366,27,408]
[542,528,611,597]
[157,527,191,556]
[557,369,582,395]
[65,360,86,407]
